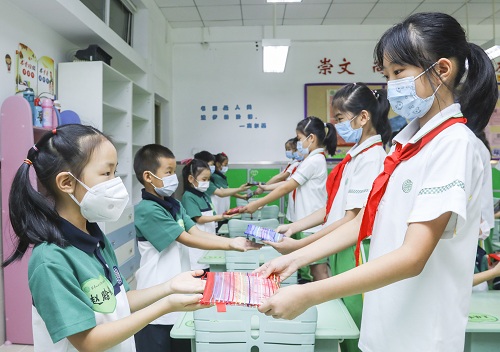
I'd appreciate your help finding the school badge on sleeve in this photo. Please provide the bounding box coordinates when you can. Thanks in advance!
[81,275,117,313]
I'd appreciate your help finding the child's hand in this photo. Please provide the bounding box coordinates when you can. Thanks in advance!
[263,236,300,255]
[254,187,264,195]
[254,254,298,282]
[489,258,500,276]
[276,224,294,237]
[242,202,260,214]
[162,293,208,313]
[165,271,206,295]
[229,237,263,251]
[239,183,251,192]
[258,285,311,320]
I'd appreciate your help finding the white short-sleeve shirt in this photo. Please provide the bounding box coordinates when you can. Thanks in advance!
[359,104,483,352]
[324,135,387,226]
[476,139,494,240]
[291,148,327,232]
[285,162,301,222]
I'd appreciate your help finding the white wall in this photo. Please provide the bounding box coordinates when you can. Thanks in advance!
[171,23,498,163]
[0,1,76,103]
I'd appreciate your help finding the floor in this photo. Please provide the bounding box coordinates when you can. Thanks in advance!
[0,345,33,352]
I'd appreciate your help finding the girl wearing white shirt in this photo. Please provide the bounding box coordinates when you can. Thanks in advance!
[243,116,337,281]
[271,83,391,352]
[256,12,498,352]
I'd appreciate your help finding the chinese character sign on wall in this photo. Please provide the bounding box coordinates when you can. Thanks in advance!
[318,57,355,76]
[200,103,268,129]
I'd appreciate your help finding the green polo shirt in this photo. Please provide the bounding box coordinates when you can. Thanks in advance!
[29,219,129,344]
[206,181,218,196]
[181,188,215,218]
[211,171,229,189]
[135,190,196,252]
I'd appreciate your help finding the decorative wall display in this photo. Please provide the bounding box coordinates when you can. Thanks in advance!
[15,43,55,98]
[200,103,268,129]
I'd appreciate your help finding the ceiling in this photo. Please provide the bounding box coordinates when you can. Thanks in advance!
[153,0,499,29]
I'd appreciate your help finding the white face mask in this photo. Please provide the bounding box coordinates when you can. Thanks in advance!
[194,180,210,192]
[209,165,215,174]
[68,173,129,223]
[150,172,179,197]
[221,166,229,174]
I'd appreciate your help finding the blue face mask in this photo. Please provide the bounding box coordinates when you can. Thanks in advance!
[293,151,303,161]
[296,135,311,156]
[387,62,441,122]
[285,151,294,159]
[336,114,362,143]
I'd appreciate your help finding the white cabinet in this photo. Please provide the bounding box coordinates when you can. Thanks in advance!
[58,61,154,206]
[58,61,154,278]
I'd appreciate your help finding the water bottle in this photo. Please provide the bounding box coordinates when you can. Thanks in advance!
[22,88,37,125]
[41,98,53,128]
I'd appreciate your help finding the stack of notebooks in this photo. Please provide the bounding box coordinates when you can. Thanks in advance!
[244,224,283,243]
[200,272,280,309]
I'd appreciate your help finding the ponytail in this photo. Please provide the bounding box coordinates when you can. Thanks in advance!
[4,157,63,267]
[4,124,109,267]
[296,116,337,155]
[372,89,392,145]
[460,43,498,136]
[323,123,337,155]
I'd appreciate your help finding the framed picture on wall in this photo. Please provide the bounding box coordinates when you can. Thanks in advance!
[304,83,389,159]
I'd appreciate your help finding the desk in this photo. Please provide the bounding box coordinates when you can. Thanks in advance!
[171,299,359,352]
[198,249,277,272]
[465,291,500,352]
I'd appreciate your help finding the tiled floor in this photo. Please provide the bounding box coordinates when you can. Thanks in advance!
[0,345,33,352]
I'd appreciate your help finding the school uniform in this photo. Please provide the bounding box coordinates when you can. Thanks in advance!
[181,187,217,270]
[211,170,230,215]
[30,218,134,352]
[476,139,494,240]
[285,161,301,222]
[134,190,195,352]
[290,147,327,232]
[325,135,386,352]
[359,104,483,352]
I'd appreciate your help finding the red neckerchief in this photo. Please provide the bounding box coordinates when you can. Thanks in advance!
[324,142,383,223]
[354,117,467,266]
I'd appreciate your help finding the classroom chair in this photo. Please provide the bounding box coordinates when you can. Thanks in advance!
[194,305,317,352]
[236,198,249,207]
[241,204,280,221]
[228,218,279,238]
[225,250,260,272]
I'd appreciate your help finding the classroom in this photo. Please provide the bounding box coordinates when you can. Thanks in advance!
[0,1,499,351]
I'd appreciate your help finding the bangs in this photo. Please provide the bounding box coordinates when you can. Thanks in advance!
[374,22,432,70]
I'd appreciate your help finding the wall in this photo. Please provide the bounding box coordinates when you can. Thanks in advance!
[171,24,498,163]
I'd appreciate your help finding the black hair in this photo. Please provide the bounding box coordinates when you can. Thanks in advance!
[285,137,297,150]
[182,159,210,192]
[296,116,337,155]
[194,150,215,164]
[134,144,175,185]
[4,124,109,267]
[332,83,392,145]
[214,153,228,166]
[374,12,498,140]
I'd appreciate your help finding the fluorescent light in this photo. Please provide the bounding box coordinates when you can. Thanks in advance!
[262,39,290,73]
[485,45,500,60]
[267,0,302,3]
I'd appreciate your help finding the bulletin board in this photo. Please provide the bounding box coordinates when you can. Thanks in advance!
[304,83,387,159]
